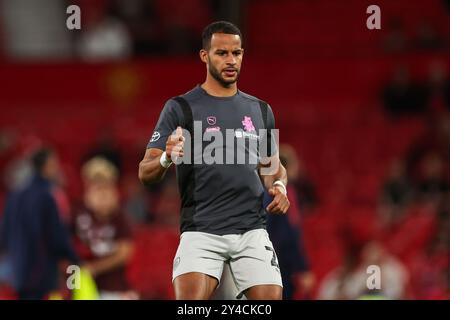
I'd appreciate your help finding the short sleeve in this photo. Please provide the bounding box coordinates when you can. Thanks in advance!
[147,99,183,150]
[261,104,278,157]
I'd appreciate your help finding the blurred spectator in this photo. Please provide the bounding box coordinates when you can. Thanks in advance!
[266,197,314,300]
[406,111,450,181]
[266,145,315,300]
[378,159,413,227]
[279,144,318,213]
[319,241,409,300]
[0,147,79,299]
[410,200,449,299]
[380,160,413,207]
[382,65,428,118]
[1,0,72,60]
[71,157,137,299]
[353,241,409,300]
[317,249,361,300]
[110,0,166,56]
[76,0,131,61]
[416,152,449,204]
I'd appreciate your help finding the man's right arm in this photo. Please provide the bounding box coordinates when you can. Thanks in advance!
[139,126,185,185]
[138,148,167,185]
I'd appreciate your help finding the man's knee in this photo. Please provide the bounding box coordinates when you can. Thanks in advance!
[245,285,283,300]
[174,272,218,300]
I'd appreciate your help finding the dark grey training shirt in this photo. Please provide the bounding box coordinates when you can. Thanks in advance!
[147,85,277,235]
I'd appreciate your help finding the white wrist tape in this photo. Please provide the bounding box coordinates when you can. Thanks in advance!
[159,151,173,169]
[273,180,287,195]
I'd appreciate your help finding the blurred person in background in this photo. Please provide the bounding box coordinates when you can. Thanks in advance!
[382,65,428,118]
[75,0,132,61]
[279,144,318,213]
[410,199,449,299]
[353,241,410,300]
[318,249,361,300]
[319,241,409,300]
[109,0,166,56]
[406,111,450,181]
[0,147,79,299]
[266,145,315,299]
[72,157,136,299]
[378,159,414,228]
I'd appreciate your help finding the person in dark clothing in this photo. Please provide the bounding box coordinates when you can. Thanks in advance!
[279,144,318,213]
[378,160,414,228]
[266,202,310,299]
[382,66,428,118]
[0,148,79,299]
[266,148,314,299]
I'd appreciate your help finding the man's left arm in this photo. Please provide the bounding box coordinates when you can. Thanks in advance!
[258,103,290,214]
[259,154,290,214]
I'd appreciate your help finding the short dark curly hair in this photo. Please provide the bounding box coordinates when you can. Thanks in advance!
[202,21,242,50]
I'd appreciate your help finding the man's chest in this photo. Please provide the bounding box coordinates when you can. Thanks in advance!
[190,103,264,134]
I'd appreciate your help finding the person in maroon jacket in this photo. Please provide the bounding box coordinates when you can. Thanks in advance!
[72,157,137,299]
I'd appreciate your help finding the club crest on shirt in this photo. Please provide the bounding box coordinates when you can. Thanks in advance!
[242,116,255,132]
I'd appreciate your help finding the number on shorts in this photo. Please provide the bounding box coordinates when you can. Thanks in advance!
[265,246,279,268]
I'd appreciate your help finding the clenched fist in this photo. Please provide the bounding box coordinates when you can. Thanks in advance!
[266,186,290,214]
[166,126,185,161]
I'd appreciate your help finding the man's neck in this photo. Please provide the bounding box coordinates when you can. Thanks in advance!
[201,74,237,97]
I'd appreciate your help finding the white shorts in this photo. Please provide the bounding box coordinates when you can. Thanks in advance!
[172,229,283,299]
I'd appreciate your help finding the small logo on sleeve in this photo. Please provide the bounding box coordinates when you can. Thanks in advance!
[150,131,161,142]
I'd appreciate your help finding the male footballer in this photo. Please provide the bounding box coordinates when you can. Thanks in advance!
[139,21,289,300]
